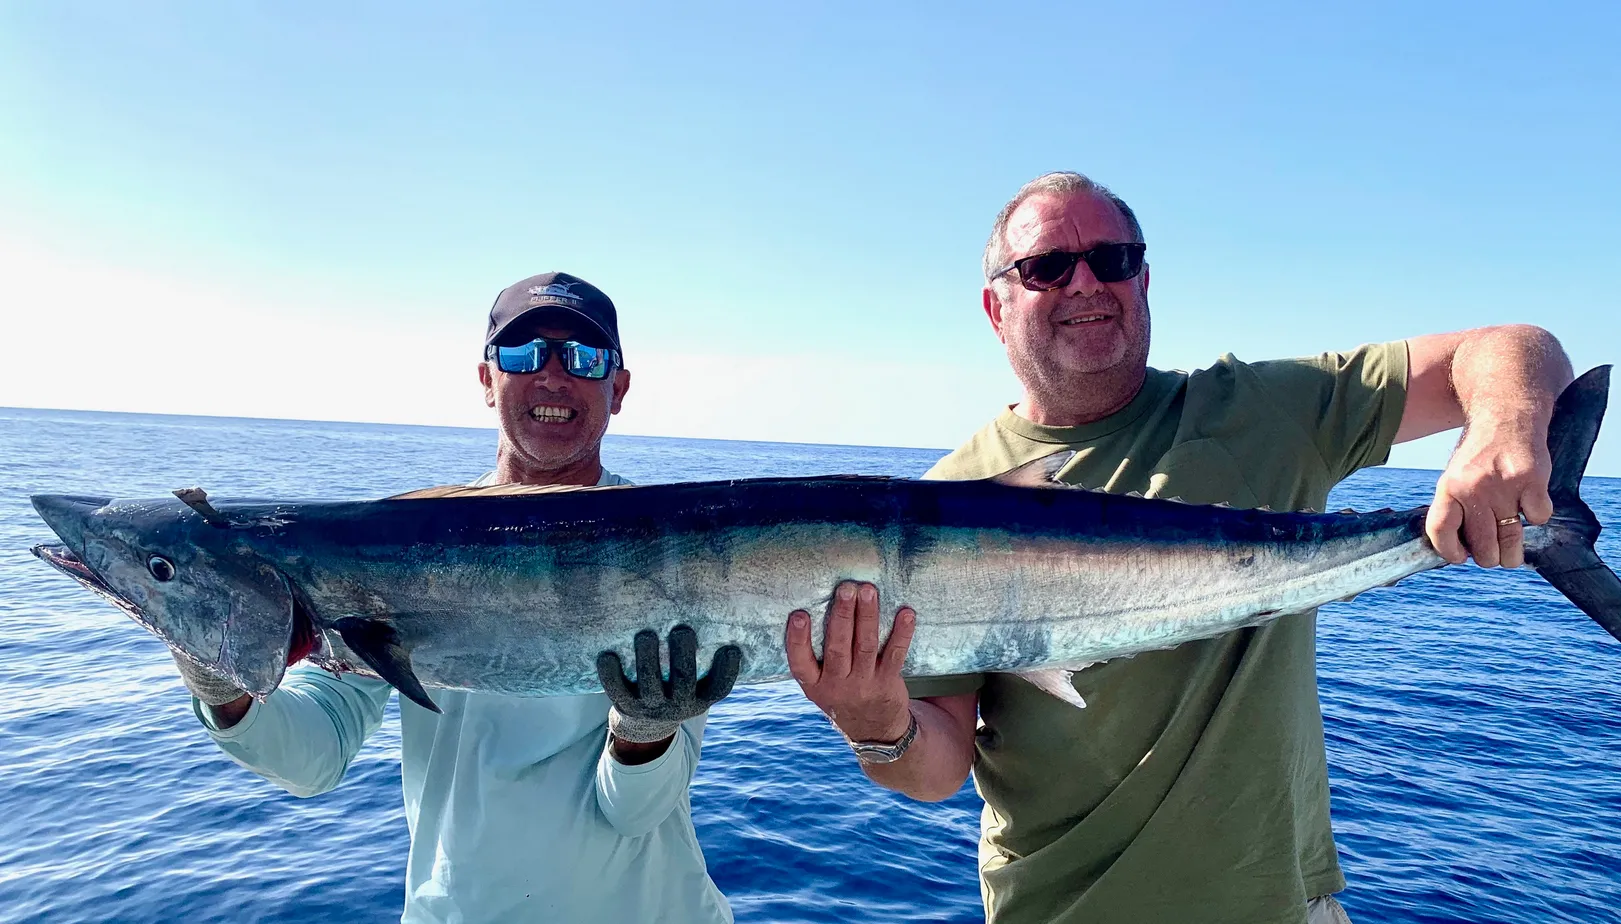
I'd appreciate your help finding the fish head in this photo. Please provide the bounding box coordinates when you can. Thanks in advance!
[31,494,298,697]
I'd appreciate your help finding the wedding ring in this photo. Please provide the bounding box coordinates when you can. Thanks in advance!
[1497,515,1521,527]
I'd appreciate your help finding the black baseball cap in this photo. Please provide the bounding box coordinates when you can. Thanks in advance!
[484,272,623,357]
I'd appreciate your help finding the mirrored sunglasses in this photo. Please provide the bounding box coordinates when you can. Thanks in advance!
[484,338,620,380]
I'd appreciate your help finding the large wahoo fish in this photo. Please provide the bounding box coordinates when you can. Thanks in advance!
[31,368,1621,713]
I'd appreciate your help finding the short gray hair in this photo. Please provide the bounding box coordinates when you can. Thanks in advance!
[983,172,1144,283]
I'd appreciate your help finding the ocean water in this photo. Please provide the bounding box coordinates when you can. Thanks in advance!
[0,407,1617,924]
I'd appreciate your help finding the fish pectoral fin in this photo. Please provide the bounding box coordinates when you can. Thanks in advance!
[332,616,442,714]
[990,451,1079,489]
[1014,667,1088,708]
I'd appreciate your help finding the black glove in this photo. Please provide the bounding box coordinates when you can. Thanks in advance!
[596,625,743,743]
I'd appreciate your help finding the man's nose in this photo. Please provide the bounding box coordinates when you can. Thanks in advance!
[531,348,572,386]
[1062,256,1104,297]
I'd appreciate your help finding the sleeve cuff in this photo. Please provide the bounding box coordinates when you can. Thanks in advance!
[601,722,691,776]
[904,673,985,699]
[193,694,262,740]
[1369,340,1411,467]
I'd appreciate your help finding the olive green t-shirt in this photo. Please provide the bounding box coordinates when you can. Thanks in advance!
[907,342,1408,924]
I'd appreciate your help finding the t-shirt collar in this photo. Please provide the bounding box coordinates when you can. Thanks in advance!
[995,369,1174,444]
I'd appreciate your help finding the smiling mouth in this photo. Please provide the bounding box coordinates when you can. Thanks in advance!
[530,405,578,424]
[1059,314,1112,326]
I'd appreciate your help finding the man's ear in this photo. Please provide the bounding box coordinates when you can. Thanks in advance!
[610,368,631,415]
[479,362,496,408]
[983,286,1008,343]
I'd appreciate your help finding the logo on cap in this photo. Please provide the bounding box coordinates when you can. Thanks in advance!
[527,283,584,306]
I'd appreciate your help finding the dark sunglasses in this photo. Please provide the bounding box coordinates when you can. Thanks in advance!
[484,338,621,380]
[991,243,1147,291]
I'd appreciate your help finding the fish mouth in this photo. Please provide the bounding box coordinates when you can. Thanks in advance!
[34,543,112,592]
[32,543,155,628]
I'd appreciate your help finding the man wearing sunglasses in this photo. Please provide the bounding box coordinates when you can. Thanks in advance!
[788,173,1573,923]
[173,272,738,924]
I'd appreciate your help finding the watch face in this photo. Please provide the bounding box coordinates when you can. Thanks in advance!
[852,744,901,764]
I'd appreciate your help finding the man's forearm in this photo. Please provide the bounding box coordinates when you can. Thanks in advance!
[858,699,975,803]
[1450,325,1573,431]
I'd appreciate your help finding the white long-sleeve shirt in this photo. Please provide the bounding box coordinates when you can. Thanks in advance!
[194,469,731,924]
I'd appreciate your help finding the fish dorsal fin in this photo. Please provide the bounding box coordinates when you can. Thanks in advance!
[173,487,236,528]
[990,451,1078,490]
[1015,667,1089,708]
[1338,507,1358,515]
[387,482,626,500]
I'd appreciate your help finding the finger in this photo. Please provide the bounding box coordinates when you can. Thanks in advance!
[633,629,664,700]
[821,582,857,680]
[696,645,743,706]
[1426,494,1468,564]
[1461,501,1502,569]
[596,650,636,708]
[668,625,699,700]
[785,610,822,688]
[1521,483,1555,526]
[878,607,916,677]
[1497,515,1526,569]
[852,583,882,677]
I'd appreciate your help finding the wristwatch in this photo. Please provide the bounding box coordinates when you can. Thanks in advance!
[845,712,919,765]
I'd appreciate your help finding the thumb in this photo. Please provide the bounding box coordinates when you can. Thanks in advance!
[596,650,637,708]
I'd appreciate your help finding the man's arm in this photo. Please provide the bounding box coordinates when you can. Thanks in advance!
[594,717,707,837]
[1399,325,1573,569]
[593,626,741,833]
[785,582,979,802]
[197,665,393,798]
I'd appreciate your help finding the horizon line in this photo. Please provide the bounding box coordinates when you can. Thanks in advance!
[0,403,955,455]
[0,403,1521,480]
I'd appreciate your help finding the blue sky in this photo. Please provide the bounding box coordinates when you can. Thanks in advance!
[1,1,1617,474]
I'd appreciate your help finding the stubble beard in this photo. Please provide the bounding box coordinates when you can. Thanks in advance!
[499,402,607,479]
[1007,290,1151,419]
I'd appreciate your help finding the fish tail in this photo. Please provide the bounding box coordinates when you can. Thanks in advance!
[1525,365,1621,643]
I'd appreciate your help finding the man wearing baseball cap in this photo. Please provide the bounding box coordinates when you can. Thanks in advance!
[170,272,740,923]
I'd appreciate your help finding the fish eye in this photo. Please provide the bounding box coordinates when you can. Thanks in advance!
[147,555,176,582]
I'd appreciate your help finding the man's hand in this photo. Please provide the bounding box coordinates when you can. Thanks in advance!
[1401,326,1573,570]
[1425,416,1554,569]
[170,649,253,728]
[596,625,742,762]
[785,581,916,743]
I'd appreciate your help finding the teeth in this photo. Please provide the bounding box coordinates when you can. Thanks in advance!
[530,405,577,422]
[1061,315,1109,325]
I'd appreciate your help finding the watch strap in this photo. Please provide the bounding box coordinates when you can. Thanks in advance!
[845,711,919,765]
